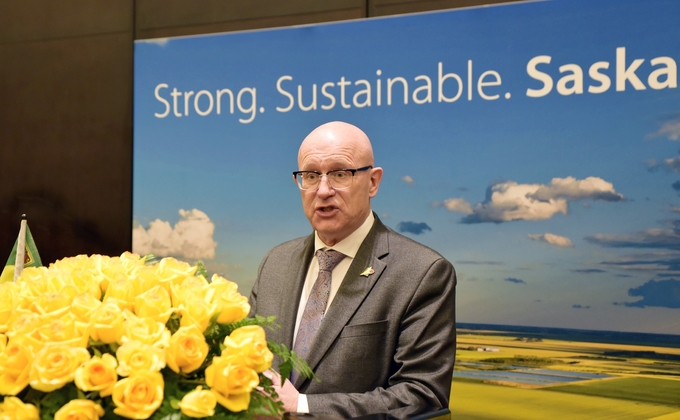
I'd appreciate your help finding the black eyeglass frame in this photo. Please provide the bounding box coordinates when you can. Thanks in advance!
[292,165,373,190]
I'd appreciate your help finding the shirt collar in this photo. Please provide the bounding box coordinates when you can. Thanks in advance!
[314,212,375,258]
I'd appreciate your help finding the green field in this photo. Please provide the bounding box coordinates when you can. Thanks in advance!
[452,330,680,418]
[543,377,680,407]
[450,379,680,420]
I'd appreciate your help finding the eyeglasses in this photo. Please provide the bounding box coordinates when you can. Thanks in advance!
[293,166,373,190]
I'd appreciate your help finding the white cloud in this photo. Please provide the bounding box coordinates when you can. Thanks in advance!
[442,198,473,214]
[133,209,218,260]
[140,38,169,47]
[402,175,414,185]
[529,176,624,202]
[528,233,574,247]
[664,156,680,173]
[462,181,569,223]
[648,117,680,141]
[454,176,623,223]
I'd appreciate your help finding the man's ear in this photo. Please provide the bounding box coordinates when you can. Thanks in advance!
[368,167,383,198]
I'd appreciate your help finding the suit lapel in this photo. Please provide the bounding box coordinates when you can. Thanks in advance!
[279,234,315,349]
[294,218,390,387]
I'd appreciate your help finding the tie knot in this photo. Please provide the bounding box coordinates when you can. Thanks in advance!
[316,249,346,272]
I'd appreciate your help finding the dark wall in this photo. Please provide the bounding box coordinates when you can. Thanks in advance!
[0,0,518,265]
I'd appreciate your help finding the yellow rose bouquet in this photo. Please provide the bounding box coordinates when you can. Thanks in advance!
[0,253,312,420]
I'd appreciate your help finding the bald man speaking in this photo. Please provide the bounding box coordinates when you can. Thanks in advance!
[249,122,456,418]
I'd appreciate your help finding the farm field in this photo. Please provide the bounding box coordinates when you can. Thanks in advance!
[451,328,680,418]
[450,379,680,420]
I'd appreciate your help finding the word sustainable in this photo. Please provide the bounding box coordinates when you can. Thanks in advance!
[151,48,677,124]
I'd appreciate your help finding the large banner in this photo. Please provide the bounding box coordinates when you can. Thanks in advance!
[134,0,680,416]
[134,0,680,334]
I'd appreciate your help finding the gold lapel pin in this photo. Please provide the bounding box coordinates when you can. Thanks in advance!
[360,267,375,277]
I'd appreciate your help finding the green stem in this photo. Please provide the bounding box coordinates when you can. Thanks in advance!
[177,379,207,386]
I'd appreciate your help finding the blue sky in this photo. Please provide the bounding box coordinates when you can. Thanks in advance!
[133,0,680,334]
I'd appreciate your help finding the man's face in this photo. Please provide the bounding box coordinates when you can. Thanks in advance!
[297,132,381,246]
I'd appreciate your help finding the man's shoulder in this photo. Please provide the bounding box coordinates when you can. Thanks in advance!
[381,223,448,263]
[266,234,312,256]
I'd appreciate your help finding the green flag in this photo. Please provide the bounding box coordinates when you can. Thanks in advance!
[1,223,42,283]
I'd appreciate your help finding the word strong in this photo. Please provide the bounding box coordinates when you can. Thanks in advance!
[526,47,677,97]
[154,83,258,123]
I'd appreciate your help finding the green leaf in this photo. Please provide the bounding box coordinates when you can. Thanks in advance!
[268,342,317,383]
[196,261,208,279]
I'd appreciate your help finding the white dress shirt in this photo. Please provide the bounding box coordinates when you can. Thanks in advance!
[293,211,375,412]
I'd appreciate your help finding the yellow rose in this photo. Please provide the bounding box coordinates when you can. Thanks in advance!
[205,354,259,412]
[179,386,217,418]
[67,268,102,300]
[70,292,102,328]
[121,311,171,348]
[54,399,104,420]
[166,324,209,374]
[154,257,197,291]
[0,282,20,333]
[5,310,42,342]
[223,325,273,373]
[75,353,118,397]
[207,275,250,324]
[36,313,89,348]
[0,335,36,395]
[170,275,209,308]
[0,396,39,420]
[134,267,164,295]
[134,285,174,324]
[98,260,133,294]
[49,254,90,271]
[15,266,49,284]
[104,277,141,311]
[116,340,166,377]
[89,300,126,344]
[178,294,215,333]
[29,344,90,392]
[28,285,78,320]
[112,371,164,419]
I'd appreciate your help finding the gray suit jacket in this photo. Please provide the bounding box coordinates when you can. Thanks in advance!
[249,216,456,418]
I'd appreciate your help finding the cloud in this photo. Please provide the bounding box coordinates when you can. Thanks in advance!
[671,206,680,213]
[461,181,568,223]
[133,209,217,260]
[664,157,680,173]
[673,181,680,192]
[442,198,473,214]
[140,38,169,47]
[528,233,574,247]
[586,228,680,251]
[454,177,623,224]
[402,175,415,185]
[504,277,526,284]
[571,269,606,273]
[397,221,432,235]
[648,116,680,141]
[528,176,624,202]
[617,279,680,308]
[599,251,680,274]
[572,304,591,309]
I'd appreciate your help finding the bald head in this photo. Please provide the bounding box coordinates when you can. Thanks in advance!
[298,121,374,168]
[296,121,383,246]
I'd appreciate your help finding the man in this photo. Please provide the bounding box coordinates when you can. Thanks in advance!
[249,121,456,418]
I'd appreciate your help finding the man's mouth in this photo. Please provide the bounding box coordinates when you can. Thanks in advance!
[316,205,338,214]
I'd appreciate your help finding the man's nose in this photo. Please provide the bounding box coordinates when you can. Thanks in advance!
[316,176,335,197]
